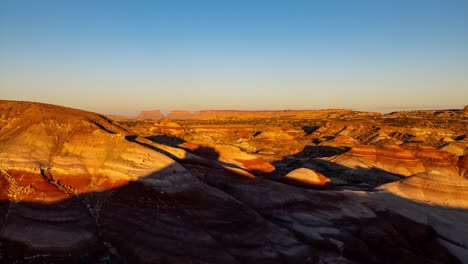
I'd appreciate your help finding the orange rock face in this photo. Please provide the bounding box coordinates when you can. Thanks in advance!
[1,100,467,263]
[330,144,426,177]
[283,167,331,187]
[377,146,468,207]
[459,155,468,179]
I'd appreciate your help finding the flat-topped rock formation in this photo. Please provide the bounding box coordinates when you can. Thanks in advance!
[165,109,194,120]
[1,100,467,263]
[136,109,164,120]
[108,105,468,126]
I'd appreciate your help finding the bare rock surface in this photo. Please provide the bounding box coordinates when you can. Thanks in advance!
[379,147,468,208]
[283,168,331,187]
[0,100,467,263]
[322,144,426,185]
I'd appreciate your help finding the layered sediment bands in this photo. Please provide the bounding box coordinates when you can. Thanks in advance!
[179,141,275,173]
[378,170,468,208]
[0,101,198,261]
[99,171,312,264]
[1,100,468,263]
[97,166,241,264]
[320,144,468,207]
[282,168,331,187]
[319,144,425,186]
[377,146,468,208]
[403,145,460,174]
[1,198,104,259]
[0,101,188,197]
[439,142,468,156]
[460,155,468,179]
[193,166,462,264]
[330,145,426,176]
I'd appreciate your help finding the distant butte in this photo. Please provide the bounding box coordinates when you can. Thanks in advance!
[1,100,467,263]
[165,109,194,120]
[137,109,164,120]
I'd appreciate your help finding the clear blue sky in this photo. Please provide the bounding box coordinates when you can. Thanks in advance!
[1,0,467,115]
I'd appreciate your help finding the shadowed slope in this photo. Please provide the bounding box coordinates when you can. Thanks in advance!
[0,101,466,263]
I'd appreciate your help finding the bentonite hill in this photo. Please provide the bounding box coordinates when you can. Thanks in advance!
[1,100,468,263]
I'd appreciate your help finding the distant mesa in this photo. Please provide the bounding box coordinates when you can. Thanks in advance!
[109,109,382,121]
[1,100,467,263]
[107,106,468,121]
[137,110,164,120]
[165,110,194,120]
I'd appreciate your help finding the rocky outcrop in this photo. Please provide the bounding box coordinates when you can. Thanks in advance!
[0,101,193,261]
[148,120,186,136]
[0,101,180,198]
[320,144,425,186]
[459,155,468,179]
[378,170,468,208]
[179,141,275,173]
[282,167,331,187]
[378,146,468,208]
[439,142,468,156]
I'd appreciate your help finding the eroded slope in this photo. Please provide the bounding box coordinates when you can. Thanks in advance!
[0,100,467,263]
